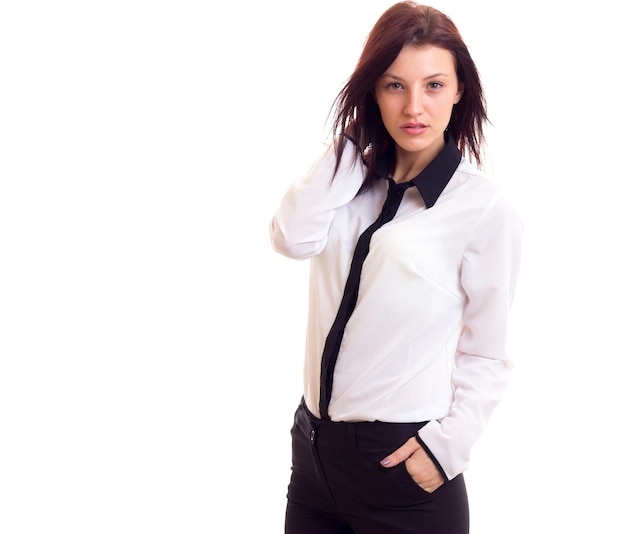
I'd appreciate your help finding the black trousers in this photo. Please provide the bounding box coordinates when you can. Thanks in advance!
[285,400,469,534]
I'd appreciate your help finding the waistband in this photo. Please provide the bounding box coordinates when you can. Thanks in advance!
[294,398,428,450]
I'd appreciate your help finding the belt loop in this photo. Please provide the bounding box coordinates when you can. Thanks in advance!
[299,399,317,446]
[348,423,357,448]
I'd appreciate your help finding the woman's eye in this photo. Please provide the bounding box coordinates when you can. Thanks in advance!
[428,81,443,89]
[386,82,403,90]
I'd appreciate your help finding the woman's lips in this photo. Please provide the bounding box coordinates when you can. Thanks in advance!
[401,123,428,135]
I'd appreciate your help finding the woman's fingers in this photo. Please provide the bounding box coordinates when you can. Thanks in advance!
[380,437,445,493]
[379,437,420,467]
[405,447,445,492]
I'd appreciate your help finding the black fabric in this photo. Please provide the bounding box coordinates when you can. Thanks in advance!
[375,133,461,209]
[286,401,470,534]
[318,137,462,420]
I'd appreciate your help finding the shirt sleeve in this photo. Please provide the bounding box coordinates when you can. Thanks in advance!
[416,191,524,481]
[269,139,366,259]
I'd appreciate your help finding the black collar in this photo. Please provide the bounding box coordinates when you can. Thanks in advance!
[376,134,462,208]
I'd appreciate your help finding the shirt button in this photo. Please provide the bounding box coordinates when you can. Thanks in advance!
[310,430,315,443]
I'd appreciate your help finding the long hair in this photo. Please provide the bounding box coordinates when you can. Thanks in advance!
[331,1,488,190]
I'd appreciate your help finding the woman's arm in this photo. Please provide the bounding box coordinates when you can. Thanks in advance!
[269,139,366,259]
[376,189,524,485]
[415,191,524,481]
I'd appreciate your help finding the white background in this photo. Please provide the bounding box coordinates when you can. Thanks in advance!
[1,1,624,532]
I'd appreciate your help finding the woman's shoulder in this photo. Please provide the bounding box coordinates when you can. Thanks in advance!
[321,134,368,177]
[452,158,506,198]
[447,158,521,220]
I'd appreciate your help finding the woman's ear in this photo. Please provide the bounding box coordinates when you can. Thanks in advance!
[454,83,465,104]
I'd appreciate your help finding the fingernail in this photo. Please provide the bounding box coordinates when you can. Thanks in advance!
[380,458,391,466]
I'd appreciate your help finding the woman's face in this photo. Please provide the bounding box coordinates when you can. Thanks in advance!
[374,45,463,167]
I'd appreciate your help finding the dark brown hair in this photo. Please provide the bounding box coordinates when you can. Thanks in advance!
[331,1,488,189]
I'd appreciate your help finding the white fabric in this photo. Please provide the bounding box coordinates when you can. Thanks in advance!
[269,140,523,480]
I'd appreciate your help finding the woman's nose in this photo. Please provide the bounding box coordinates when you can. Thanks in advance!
[403,90,423,116]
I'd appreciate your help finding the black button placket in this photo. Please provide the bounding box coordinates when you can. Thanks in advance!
[319,179,415,420]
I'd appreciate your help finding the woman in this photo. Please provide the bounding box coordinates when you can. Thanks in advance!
[269,2,523,533]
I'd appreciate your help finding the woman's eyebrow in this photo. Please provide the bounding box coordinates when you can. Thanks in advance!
[380,72,451,80]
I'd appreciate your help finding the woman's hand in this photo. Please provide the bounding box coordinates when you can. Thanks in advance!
[380,437,445,493]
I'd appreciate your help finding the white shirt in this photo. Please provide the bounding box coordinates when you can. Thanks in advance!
[269,137,523,480]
